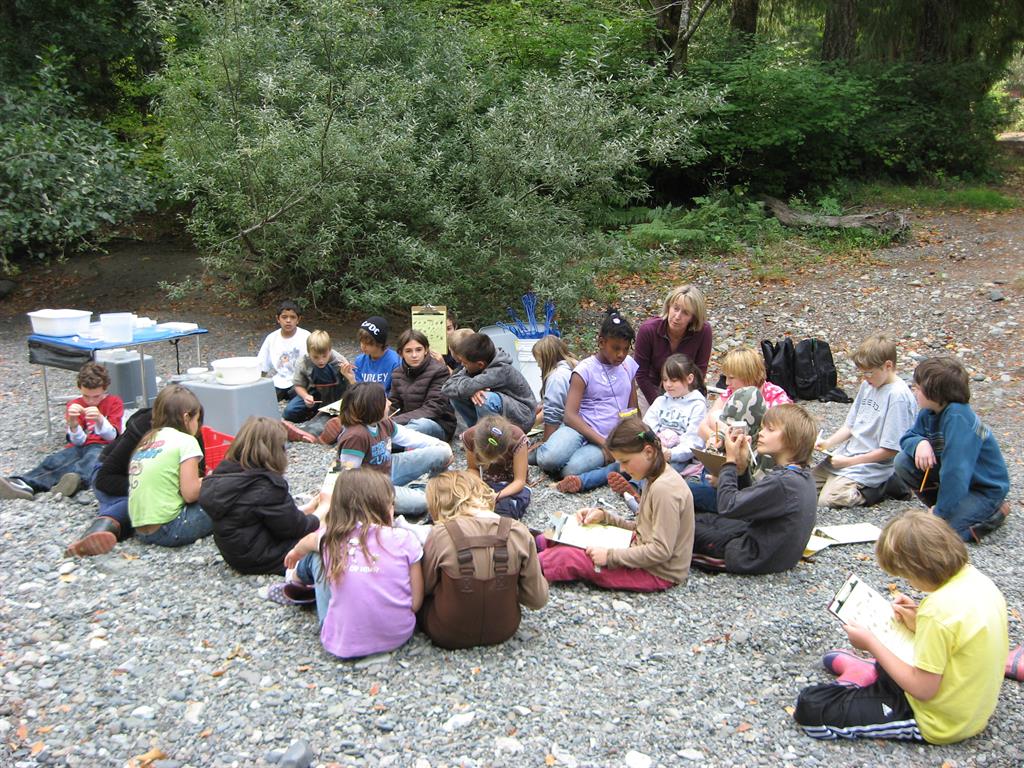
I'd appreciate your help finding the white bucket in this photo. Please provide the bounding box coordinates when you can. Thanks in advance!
[100,313,135,343]
[515,338,542,400]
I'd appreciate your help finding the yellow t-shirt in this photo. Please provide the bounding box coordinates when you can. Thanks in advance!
[907,564,1008,744]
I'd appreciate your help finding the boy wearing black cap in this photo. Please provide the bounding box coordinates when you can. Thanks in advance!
[349,316,402,394]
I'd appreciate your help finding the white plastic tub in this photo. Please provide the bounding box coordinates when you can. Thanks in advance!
[211,357,262,385]
[27,309,92,337]
[100,313,135,343]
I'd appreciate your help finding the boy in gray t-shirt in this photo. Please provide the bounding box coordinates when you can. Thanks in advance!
[814,334,917,507]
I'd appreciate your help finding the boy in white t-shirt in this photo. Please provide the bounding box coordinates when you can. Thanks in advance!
[257,300,311,401]
[815,334,917,507]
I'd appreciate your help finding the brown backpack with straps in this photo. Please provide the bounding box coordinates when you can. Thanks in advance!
[418,516,522,649]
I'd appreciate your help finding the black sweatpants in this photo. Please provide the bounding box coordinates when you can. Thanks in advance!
[794,662,924,741]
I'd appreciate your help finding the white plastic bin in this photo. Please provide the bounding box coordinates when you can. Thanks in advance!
[515,338,542,400]
[100,313,134,343]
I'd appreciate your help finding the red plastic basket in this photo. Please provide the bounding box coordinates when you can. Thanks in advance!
[201,426,234,475]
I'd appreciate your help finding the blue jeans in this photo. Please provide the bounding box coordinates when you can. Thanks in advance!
[688,470,720,514]
[136,503,213,547]
[488,481,532,520]
[404,418,446,440]
[893,452,1004,541]
[392,443,453,517]
[535,425,606,478]
[88,462,132,534]
[18,443,104,492]
[283,396,317,424]
[296,551,330,625]
[450,392,503,429]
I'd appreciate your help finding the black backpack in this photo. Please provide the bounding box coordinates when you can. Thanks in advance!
[794,338,842,401]
[760,338,797,400]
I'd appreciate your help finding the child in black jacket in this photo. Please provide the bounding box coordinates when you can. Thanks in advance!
[200,416,319,575]
[691,404,817,574]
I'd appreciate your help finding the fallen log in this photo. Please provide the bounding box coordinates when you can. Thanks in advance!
[761,196,908,236]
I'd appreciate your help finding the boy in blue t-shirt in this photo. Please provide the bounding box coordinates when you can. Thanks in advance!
[893,357,1011,542]
[347,316,401,394]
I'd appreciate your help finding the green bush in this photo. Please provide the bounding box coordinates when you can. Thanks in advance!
[158,0,717,322]
[0,71,153,267]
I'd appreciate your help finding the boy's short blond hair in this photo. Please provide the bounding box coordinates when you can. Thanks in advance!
[307,330,331,355]
[852,333,898,370]
[660,285,707,333]
[761,403,817,465]
[876,511,968,588]
[447,328,475,358]
[722,347,766,388]
[426,470,495,522]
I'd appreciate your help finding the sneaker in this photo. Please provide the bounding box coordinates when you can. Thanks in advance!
[555,475,582,494]
[53,472,83,497]
[0,477,34,501]
[969,501,1011,543]
[607,471,640,500]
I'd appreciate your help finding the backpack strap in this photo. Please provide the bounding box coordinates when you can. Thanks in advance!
[442,517,515,592]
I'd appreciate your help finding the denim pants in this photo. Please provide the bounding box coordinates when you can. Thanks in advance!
[450,392,503,429]
[687,469,720,514]
[392,443,453,517]
[403,418,446,440]
[283,396,318,424]
[88,462,132,534]
[17,443,104,493]
[487,480,532,520]
[296,551,330,625]
[893,452,1004,541]
[535,425,606,478]
[135,503,213,547]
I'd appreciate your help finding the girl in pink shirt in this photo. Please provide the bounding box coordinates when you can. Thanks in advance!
[285,469,424,659]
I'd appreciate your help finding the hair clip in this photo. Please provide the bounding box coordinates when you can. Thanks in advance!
[637,431,648,441]
[487,437,499,447]
[489,426,503,436]
[612,317,622,324]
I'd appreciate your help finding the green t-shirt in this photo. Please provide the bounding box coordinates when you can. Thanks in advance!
[128,427,203,527]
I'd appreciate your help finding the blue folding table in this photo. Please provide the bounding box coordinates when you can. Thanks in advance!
[28,325,208,438]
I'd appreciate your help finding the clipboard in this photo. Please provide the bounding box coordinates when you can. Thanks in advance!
[411,305,448,354]
[827,573,915,665]
[692,447,729,475]
[544,511,633,550]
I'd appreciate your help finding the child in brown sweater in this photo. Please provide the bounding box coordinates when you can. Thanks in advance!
[418,471,548,649]
[539,416,695,591]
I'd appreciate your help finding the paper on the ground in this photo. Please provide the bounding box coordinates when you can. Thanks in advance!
[546,512,633,550]
[803,523,882,557]
[394,515,431,546]
[828,574,916,666]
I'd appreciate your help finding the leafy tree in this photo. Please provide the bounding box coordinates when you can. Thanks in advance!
[158,0,718,321]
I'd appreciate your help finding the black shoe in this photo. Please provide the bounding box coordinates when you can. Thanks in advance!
[65,516,121,557]
[969,502,1011,543]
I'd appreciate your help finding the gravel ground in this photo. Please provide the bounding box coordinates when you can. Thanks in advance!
[1,206,1023,768]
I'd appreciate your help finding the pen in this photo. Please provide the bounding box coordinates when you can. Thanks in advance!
[919,466,930,493]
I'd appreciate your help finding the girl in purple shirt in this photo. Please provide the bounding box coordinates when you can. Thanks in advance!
[536,310,639,479]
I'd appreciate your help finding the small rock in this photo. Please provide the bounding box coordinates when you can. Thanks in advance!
[624,750,652,768]
[89,637,108,651]
[375,718,395,732]
[442,712,475,731]
[413,759,431,768]
[279,739,314,768]
[57,562,76,576]
[989,290,1005,302]
[184,701,204,724]
[494,736,523,754]
[130,705,155,720]
[731,629,750,645]
[611,599,632,613]
[679,748,703,761]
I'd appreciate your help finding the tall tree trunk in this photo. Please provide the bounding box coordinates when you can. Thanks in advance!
[647,0,718,75]
[822,0,857,62]
[916,0,953,62]
[730,0,759,37]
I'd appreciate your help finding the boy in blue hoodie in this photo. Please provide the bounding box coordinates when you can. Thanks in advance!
[894,357,1011,542]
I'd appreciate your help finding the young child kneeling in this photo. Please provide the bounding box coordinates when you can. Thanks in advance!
[894,357,1011,542]
[539,417,694,592]
[691,404,817,574]
[419,471,548,649]
[285,469,424,660]
[794,511,1008,744]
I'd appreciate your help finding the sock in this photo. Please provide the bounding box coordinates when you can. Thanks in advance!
[1006,645,1024,681]
[823,650,878,687]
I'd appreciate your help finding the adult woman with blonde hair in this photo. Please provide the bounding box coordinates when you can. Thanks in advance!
[633,285,713,407]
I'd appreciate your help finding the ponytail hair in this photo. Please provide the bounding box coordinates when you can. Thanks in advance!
[598,309,635,344]
[606,416,666,480]
[661,353,704,393]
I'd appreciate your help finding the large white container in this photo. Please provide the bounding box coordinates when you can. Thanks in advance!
[211,357,262,385]
[515,338,542,400]
[100,312,135,343]
[27,309,91,336]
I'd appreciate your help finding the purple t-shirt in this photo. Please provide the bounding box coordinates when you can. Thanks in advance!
[573,355,639,437]
[320,524,423,659]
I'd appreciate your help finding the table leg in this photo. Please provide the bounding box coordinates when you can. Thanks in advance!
[195,335,201,367]
[41,365,52,440]
[138,346,148,407]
